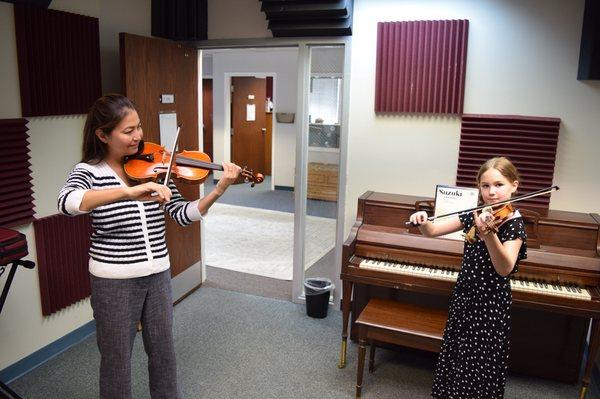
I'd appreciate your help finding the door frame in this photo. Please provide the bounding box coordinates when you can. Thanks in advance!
[293,41,351,306]
[198,37,351,306]
[224,72,277,191]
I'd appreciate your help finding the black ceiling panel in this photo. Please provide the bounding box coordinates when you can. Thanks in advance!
[259,0,353,37]
[0,0,51,6]
[262,1,348,20]
[152,0,207,41]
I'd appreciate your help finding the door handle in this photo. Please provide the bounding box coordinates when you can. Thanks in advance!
[261,128,267,133]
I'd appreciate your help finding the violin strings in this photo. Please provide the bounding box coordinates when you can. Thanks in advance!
[174,155,224,171]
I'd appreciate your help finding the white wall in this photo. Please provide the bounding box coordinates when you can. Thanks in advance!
[0,0,151,372]
[208,0,271,40]
[345,0,600,235]
[209,48,298,187]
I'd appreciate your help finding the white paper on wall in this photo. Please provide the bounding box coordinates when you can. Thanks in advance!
[246,104,256,121]
[159,112,178,150]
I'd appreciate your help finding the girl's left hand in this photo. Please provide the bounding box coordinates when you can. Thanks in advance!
[215,162,242,194]
[473,210,494,236]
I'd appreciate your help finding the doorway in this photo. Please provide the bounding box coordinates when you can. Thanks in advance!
[199,45,347,304]
[200,48,297,300]
[230,76,271,181]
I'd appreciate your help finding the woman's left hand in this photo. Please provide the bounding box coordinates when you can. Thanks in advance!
[215,162,242,194]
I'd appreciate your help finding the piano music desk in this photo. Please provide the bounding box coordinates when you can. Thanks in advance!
[354,298,447,398]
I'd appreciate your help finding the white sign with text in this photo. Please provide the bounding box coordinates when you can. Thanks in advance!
[434,185,479,240]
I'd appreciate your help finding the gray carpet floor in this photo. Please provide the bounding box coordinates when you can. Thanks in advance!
[8,286,600,398]
[204,176,337,219]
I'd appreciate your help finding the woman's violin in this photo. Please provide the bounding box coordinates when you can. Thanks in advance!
[123,141,264,187]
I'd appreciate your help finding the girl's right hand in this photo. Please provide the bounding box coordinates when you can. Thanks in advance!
[126,182,172,203]
[409,211,429,226]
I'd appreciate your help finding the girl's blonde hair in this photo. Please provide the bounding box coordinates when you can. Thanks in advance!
[476,157,521,186]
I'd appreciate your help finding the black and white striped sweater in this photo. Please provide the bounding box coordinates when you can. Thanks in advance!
[58,161,202,279]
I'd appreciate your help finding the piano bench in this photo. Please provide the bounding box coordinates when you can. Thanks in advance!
[354,298,448,398]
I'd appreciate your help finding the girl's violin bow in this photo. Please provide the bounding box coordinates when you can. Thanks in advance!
[405,185,560,227]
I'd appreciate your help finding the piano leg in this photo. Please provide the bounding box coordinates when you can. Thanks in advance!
[580,318,600,399]
[356,326,367,399]
[338,279,354,369]
[369,343,376,373]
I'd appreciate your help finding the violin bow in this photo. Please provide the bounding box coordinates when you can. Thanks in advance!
[405,185,559,226]
[162,124,182,186]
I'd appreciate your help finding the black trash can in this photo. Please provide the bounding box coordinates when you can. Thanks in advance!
[304,278,334,318]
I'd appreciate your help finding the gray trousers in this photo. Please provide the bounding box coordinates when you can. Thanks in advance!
[90,270,179,399]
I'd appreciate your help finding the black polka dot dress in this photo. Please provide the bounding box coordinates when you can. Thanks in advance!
[431,212,527,399]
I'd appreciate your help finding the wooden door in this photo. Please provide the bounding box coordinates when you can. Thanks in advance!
[120,33,200,279]
[202,79,213,162]
[231,77,266,175]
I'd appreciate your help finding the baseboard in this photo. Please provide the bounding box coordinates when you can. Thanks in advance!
[0,320,96,384]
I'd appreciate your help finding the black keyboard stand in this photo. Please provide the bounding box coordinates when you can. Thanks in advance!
[0,259,35,399]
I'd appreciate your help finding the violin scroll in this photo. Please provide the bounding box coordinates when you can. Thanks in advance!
[240,167,264,188]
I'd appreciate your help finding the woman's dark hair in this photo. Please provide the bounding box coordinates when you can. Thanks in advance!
[82,94,137,164]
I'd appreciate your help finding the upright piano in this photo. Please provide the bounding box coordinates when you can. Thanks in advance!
[339,191,600,399]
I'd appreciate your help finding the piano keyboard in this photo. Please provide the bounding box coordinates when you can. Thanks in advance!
[359,258,592,301]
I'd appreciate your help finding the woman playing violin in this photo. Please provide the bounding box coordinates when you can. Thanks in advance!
[409,156,527,399]
[57,94,240,398]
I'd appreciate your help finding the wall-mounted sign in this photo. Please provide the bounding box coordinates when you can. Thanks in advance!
[160,94,175,104]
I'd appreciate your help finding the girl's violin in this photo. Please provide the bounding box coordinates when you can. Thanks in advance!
[406,185,560,244]
[123,141,264,187]
[464,203,515,244]
[406,185,559,228]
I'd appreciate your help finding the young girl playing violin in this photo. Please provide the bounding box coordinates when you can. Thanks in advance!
[409,156,527,399]
[58,94,241,398]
